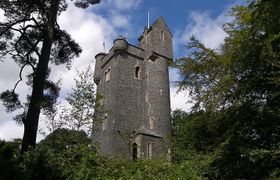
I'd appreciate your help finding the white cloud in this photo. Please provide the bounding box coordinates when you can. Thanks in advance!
[109,0,142,11]
[49,3,117,92]
[110,12,130,28]
[170,7,235,112]
[0,3,117,140]
[188,11,228,49]
[168,67,193,112]
[0,1,141,141]
[0,121,23,141]
[170,87,192,112]
[0,9,4,20]
[174,10,231,53]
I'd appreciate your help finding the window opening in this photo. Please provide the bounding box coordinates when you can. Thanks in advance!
[160,30,165,42]
[135,66,140,79]
[149,117,155,129]
[147,143,152,158]
[105,68,111,82]
[132,143,138,160]
[102,113,108,132]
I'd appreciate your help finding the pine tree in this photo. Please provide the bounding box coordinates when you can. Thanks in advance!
[0,0,101,153]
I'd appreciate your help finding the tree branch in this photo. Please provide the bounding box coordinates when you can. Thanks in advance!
[0,18,34,37]
[13,62,28,92]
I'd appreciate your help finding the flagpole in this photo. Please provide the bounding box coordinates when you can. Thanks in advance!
[148,11,150,29]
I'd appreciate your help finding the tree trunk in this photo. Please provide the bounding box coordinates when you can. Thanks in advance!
[21,0,59,153]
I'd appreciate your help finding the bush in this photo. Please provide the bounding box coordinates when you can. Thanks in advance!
[0,129,203,180]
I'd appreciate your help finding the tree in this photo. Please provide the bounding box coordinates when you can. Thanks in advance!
[170,109,217,176]
[176,0,280,178]
[0,0,101,153]
[40,101,66,136]
[60,65,102,134]
[19,129,97,180]
[39,128,92,152]
[0,139,22,180]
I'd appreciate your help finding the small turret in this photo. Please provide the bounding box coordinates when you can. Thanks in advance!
[113,36,128,54]
[94,52,106,84]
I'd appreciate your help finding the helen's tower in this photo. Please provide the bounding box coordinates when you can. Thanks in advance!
[93,17,172,159]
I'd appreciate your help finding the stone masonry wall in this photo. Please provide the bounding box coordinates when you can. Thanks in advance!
[93,17,173,159]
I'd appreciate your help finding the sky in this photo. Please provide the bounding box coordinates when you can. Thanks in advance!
[0,0,240,141]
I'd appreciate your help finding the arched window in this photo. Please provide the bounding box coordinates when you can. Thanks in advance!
[102,113,108,132]
[132,143,138,160]
[135,66,140,79]
[149,117,155,129]
[147,143,152,158]
[105,68,111,82]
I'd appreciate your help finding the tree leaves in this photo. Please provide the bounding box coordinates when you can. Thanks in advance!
[0,0,102,151]
[74,0,101,9]
[0,90,22,113]
[51,29,82,69]
[175,0,280,178]
[58,65,100,134]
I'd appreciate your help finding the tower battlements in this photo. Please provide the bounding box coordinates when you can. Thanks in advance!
[93,17,173,160]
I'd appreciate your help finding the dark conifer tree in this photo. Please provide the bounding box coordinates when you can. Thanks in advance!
[0,0,101,153]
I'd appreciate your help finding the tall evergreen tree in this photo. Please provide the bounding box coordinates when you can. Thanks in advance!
[0,0,101,153]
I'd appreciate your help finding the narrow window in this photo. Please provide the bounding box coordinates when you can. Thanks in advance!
[102,119,107,132]
[105,68,111,82]
[102,113,108,132]
[135,66,140,79]
[149,117,154,129]
[147,143,152,158]
[160,30,165,42]
[132,143,138,160]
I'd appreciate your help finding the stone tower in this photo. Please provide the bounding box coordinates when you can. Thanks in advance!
[93,17,173,159]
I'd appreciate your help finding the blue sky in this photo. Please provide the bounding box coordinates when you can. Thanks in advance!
[90,0,240,58]
[127,0,234,36]
[0,0,240,140]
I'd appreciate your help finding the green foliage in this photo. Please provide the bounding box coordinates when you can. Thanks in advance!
[0,139,21,180]
[175,0,280,179]
[0,130,100,180]
[0,135,203,180]
[60,66,101,134]
[36,129,97,179]
[38,128,92,151]
[0,0,101,152]
[95,158,201,180]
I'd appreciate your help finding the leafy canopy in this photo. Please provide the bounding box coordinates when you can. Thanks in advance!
[175,0,280,178]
